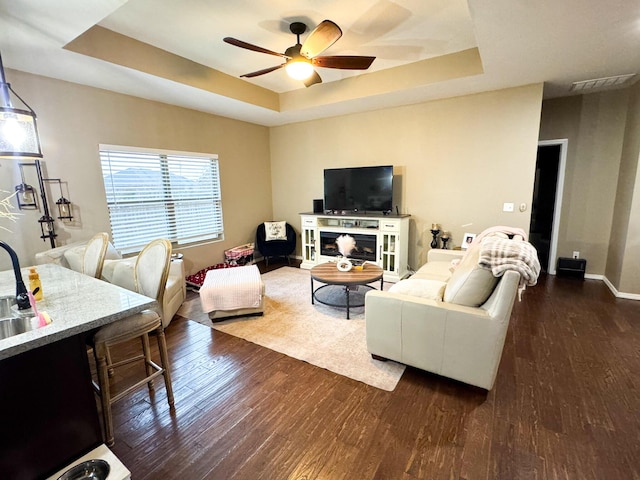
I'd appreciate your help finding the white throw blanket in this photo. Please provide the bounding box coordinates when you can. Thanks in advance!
[199,265,263,313]
[478,236,541,298]
[451,226,529,270]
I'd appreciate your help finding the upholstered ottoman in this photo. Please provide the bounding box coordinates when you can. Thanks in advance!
[199,264,265,321]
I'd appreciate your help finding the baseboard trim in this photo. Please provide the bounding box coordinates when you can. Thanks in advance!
[550,272,640,301]
[602,276,640,301]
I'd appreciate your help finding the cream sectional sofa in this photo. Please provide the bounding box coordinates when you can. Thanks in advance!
[365,247,521,390]
[35,240,186,329]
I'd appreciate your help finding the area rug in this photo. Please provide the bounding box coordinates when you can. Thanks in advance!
[177,266,405,391]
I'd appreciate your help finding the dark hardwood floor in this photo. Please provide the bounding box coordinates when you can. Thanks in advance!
[103,261,640,479]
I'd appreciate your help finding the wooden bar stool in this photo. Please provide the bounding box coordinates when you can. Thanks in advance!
[82,232,109,279]
[88,238,175,446]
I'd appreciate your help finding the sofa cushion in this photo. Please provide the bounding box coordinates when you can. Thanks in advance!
[388,279,447,301]
[102,257,137,290]
[412,261,454,283]
[443,246,498,307]
[62,241,121,273]
[63,245,87,273]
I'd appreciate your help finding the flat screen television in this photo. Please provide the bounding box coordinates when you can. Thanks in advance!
[324,165,393,213]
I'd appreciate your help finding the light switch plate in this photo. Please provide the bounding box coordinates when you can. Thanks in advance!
[503,202,514,212]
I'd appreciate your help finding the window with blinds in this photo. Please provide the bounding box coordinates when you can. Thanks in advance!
[99,145,223,254]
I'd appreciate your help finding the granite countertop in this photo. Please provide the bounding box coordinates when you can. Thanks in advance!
[0,263,156,361]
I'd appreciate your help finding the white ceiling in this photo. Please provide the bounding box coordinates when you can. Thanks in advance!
[1,0,640,127]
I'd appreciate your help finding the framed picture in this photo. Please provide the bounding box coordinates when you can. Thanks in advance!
[462,233,476,249]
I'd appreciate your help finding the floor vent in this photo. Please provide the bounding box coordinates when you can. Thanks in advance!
[570,73,637,92]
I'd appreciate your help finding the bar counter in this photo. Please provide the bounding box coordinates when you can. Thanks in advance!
[0,263,156,360]
[0,262,156,479]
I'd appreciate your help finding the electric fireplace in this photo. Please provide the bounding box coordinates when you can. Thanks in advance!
[319,231,377,262]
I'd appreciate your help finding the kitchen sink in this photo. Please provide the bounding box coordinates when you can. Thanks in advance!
[0,295,34,340]
[0,316,34,340]
[0,295,15,318]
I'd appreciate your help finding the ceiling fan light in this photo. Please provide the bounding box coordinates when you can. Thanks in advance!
[285,60,314,80]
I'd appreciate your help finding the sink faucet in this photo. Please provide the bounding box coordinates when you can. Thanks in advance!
[0,241,30,310]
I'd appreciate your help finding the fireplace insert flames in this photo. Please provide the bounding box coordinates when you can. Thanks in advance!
[319,232,377,262]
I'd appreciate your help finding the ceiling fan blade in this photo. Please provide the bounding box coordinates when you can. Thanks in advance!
[223,37,288,58]
[304,71,322,88]
[312,55,375,70]
[240,64,285,78]
[300,20,342,58]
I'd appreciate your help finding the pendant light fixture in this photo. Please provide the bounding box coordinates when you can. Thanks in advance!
[1,51,75,247]
[0,50,41,310]
[0,51,42,159]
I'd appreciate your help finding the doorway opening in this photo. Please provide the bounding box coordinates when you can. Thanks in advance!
[529,140,567,274]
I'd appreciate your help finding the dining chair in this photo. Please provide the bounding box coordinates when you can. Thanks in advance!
[83,232,110,278]
[89,238,175,446]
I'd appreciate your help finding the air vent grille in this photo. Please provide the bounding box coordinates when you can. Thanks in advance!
[570,74,637,92]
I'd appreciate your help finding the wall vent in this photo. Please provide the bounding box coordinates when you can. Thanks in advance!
[570,73,637,92]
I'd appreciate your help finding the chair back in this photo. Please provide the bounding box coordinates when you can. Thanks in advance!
[83,232,110,278]
[134,239,172,305]
[256,222,296,256]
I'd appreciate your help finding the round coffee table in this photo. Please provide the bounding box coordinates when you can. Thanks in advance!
[310,262,384,319]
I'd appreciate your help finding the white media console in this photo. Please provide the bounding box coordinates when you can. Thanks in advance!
[299,212,410,282]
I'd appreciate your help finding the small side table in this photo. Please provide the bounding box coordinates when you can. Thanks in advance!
[556,257,586,279]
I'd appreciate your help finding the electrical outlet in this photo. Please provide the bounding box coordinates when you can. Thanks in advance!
[573,251,580,259]
[503,202,514,212]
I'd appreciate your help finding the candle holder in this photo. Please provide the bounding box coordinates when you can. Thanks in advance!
[430,229,440,249]
[440,235,450,249]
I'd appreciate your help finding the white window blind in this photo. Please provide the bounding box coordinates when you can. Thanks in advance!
[99,146,223,254]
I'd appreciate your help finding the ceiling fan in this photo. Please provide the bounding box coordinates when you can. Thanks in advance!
[223,20,375,87]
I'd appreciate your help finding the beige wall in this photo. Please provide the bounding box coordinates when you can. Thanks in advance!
[607,82,640,293]
[4,69,638,294]
[539,90,628,276]
[622,161,640,292]
[0,70,272,274]
[271,84,544,270]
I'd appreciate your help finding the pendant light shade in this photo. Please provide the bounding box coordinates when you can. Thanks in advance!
[0,51,44,311]
[0,107,42,159]
[0,51,42,159]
